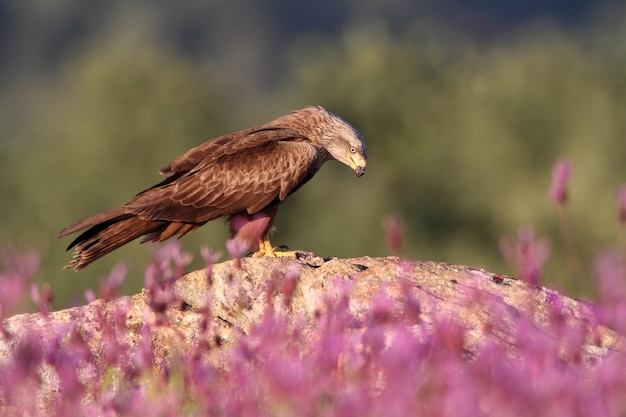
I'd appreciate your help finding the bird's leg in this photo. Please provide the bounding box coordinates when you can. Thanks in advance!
[228,207,299,258]
[229,207,296,258]
[253,237,274,257]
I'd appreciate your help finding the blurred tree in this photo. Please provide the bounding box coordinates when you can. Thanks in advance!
[1,38,230,306]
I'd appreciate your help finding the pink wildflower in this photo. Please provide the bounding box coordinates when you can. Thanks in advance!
[617,185,626,225]
[500,228,551,286]
[383,213,404,254]
[549,159,572,206]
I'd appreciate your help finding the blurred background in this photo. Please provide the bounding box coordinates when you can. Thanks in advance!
[2,0,626,307]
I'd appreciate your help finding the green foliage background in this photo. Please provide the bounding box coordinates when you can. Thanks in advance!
[2,2,626,306]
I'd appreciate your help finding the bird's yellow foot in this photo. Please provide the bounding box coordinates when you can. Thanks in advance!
[252,239,299,258]
[273,246,300,258]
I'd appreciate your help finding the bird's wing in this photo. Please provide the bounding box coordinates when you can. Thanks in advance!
[159,127,299,176]
[124,131,319,223]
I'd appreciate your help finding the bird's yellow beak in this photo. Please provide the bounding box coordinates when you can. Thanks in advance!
[349,154,367,177]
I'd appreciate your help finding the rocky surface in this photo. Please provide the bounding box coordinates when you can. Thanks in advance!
[1,254,622,407]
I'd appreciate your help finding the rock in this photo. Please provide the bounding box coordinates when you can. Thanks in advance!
[0,255,622,410]
[177,254,620,354]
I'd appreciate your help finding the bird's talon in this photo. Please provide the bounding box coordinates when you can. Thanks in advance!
[273,249,299,258]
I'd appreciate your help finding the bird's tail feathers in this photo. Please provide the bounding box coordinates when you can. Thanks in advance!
[59,209,205,270]
[62,216,161,271]
[56,207,129,239]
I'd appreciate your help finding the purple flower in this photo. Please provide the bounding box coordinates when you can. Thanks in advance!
[150,241,193,278]
[99,263,128,302]
[383,213,404,254]
[549,159,572,206]
[201,245,222,278]
[226,213,270,258]
[84,288,96,303]
[594,250,626,335]
[133,314,155,372]
[281,263,300,308]
[0,246,39,319]
[30,283,53,315]
[618,185,626,225]
[500,228,551,286]
[225,237,249,259]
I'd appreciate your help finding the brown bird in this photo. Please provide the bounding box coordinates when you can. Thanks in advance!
[57,106,367,271]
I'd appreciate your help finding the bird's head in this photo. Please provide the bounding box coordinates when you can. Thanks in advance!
[291,106,367,177]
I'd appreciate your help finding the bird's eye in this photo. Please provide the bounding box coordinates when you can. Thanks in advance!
[349,147,357,153]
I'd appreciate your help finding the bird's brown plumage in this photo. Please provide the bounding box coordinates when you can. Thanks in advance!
[57,106,367,271]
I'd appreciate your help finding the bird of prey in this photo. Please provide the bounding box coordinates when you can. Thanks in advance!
[57,106,367,271]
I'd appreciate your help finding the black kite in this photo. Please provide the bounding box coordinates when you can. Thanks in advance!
[57,106,367,270]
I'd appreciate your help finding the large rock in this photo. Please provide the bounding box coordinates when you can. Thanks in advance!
[0,254,621,411]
